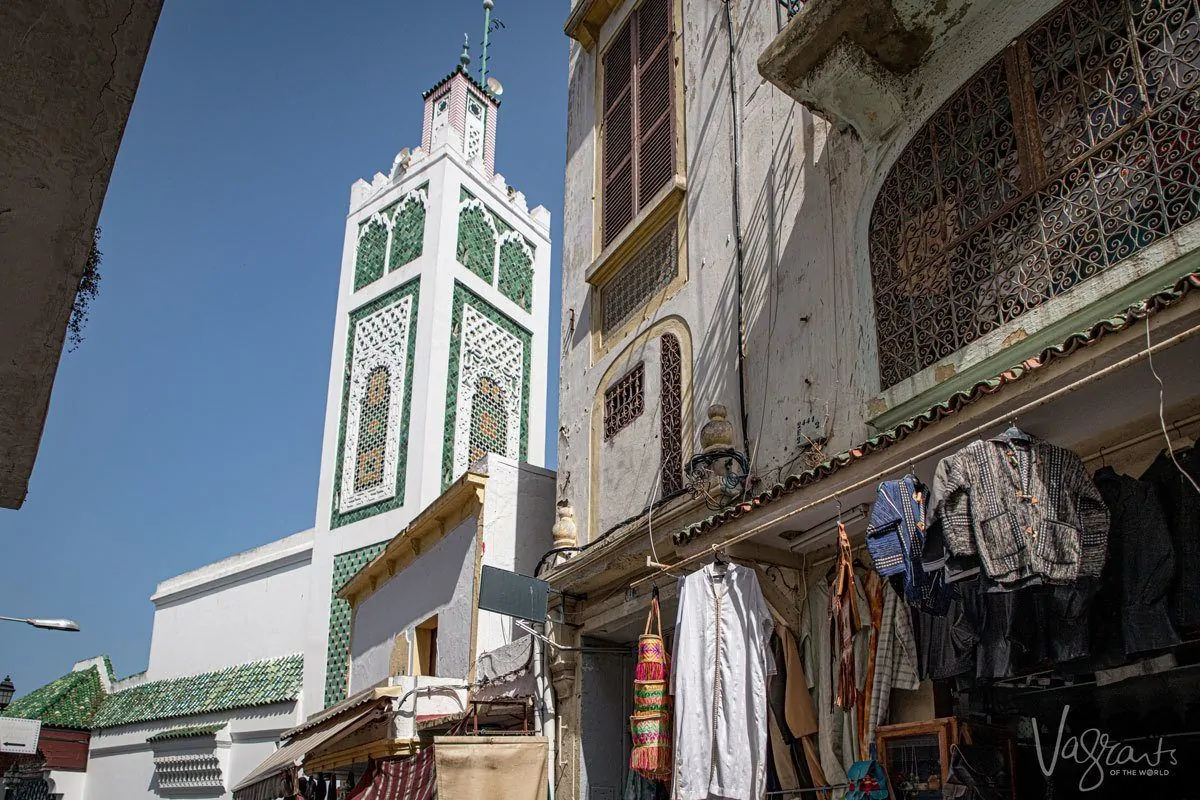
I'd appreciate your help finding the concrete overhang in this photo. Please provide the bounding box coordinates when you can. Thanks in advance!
[0,0,162,509]
[758,0,982,141]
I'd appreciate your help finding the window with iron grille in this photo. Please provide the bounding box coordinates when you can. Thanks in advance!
[604,363,645,440]
[778,0,803,23]
[600,220,678,336]
[870,0,1200,389]
[601,0,677,248]
[660,333,683,495]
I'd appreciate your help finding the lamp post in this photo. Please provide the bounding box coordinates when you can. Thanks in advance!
[0,675,13,711]
[0,616,79,632]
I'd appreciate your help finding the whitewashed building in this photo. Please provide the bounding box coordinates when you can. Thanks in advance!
[2,532,313,800]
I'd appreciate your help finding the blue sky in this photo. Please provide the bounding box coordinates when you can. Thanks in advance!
[0,1,566,696]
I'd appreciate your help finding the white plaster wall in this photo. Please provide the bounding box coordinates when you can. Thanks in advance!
[47,769,86,800]
[347,518,478,694]
[84,704,297,800]
[147,532,312,681]
[475,456,557,658]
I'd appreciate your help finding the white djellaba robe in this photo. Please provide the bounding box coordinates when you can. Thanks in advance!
[671,562,776,800]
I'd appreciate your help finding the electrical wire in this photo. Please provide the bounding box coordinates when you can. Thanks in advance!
[1145,316,1200,495]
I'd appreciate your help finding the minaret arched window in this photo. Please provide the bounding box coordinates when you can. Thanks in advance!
[469,376,508,465]
[354,367,391,492]
[869,0,1200,389]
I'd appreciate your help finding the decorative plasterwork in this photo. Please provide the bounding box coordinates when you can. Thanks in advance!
[332,281,420,528]
[152,752,223,793]
[442,284,532,488]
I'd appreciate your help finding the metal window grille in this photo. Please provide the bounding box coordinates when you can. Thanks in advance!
[600,221,678,336]
[469,376,510,464]
[354,367,391,492]
[660,333,684,495]
[870,0,1200,389]
[601,0,677,248]
[604,362,645,440]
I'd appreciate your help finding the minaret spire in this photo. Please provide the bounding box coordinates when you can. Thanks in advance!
[459,33,471,69]
[481,0,494,84]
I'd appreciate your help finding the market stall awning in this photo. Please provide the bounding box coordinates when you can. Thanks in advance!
[232,701,385,800]
[346,738,548,800]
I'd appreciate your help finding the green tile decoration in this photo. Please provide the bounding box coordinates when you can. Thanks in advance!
[354,216,389,291]
[146,724,225,743]
[1,664,107,730]
[455,187,534,299]
[354,183,429,292]
[91,654,302,729]
[324,542,389,707]
[456,203,496,282]
[442,282,532,489]
[389,188,428,272]
[497,236,534,311]
[330,279,420,529]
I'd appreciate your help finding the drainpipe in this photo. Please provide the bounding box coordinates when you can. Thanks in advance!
[722,0,753,463]
[536,621,557,800]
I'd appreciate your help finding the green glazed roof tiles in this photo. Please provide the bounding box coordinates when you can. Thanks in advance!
[676,271,1200,544]
[146,723,225,743]
[0,665,107,730]
[91,654,302,729]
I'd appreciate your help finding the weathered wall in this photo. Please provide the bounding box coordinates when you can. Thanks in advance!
[148,531,312,681]
[348,517,477,693]
[0,0,162,508]
[476,457,558,658]
[557,0,878,543]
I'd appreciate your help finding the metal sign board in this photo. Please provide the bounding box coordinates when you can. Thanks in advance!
[0,717,41,754]
[478,565,549,623]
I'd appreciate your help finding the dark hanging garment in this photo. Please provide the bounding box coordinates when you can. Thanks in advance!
[1141,448,1200,632]
[1094,467,1180,655]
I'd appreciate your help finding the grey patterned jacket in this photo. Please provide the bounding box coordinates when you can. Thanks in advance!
[931,428,1109,589]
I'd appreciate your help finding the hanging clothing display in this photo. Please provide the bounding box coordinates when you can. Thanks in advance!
[671,562,776,800]
[931,427,1109,590]
[1140,446,1200,632]
[864,579,919,749]
[866,477,953,613]
[777,623,818,739]
[829,522,863,710]
[1093,466,1180,657]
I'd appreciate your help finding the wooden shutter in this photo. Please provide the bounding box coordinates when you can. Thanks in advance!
[634,0,674,210]
[602,20,635,248]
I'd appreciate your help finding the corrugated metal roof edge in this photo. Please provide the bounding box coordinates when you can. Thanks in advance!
[676,271,1200,544]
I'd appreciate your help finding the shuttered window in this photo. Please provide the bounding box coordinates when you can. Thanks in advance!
[601,0,676,248]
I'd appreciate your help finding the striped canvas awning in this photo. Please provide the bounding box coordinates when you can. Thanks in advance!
[348,747,436,800]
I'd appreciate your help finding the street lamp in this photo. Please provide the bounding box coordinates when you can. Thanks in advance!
[0,616,79,632]
[0,676,13,711]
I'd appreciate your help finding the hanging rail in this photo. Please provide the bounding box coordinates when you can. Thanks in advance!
[629,321,1200,590]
